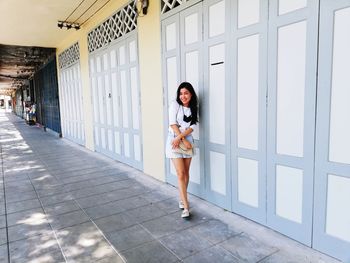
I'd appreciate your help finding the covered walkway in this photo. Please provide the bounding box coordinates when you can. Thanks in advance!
[0,111,339,263]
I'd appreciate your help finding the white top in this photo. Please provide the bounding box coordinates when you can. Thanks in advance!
[168,101,197,134]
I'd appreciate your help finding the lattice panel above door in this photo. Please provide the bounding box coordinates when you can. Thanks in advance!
[88,1,137,53]
[161,0,188,14]
[58,42,80,69]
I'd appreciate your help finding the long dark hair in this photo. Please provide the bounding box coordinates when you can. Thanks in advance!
[176,82,198,125]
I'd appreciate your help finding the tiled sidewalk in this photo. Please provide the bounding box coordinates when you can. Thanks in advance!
[0,111,340,263]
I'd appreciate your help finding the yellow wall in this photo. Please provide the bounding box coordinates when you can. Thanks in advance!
[138,1,165,181]
[56,0,165,181]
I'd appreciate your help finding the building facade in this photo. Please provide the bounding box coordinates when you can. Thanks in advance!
[56,0,350,261]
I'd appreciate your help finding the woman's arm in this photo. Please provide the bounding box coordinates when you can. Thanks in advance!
[170,125,193,149]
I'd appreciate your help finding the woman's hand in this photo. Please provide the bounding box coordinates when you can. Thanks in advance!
[182,139,193,149]
[171,137,181,149]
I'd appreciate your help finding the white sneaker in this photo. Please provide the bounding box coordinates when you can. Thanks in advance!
[181,209,190,219]
[178,200,184,210]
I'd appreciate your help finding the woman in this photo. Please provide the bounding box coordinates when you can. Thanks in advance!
[166,82,198,219]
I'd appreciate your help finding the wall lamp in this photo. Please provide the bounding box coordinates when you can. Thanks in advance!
[57,21,80,30]
[141,0,149,15]
[135,0,149,16]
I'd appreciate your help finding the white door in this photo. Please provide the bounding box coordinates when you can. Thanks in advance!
[266,0,319,245]
[163,0,232,209]
[59,62,85,145]
[313,0,350,261]
[230,0,268,225]
[90,34,142,169]
[162,2,204,198]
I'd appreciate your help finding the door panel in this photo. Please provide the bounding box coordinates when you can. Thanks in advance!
[89,34,142,169]
[266,0,319,245]
[313,1,350,261]
[59,62,85,145]
[231,0,268,224]
[203,0,231,210]
[162,3,205,197]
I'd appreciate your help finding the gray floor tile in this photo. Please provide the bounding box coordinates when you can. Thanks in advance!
[77,188,138,209]
[142,191,172,203]
[84,200,126,219]
[36,186,67,198]
[160,228,212,259]
[56,221,116,261]
[40,192,74,207]
[115,195,151,211]
[95,212,138,234]
[7,207,46,227]
[191,219,241,244]
[154,198,182,214]
[183,245,240,263]
[8,222,53,242]
[125,204,168,223]
[0,215,6,229]
[11,249,65,263]
[76,193,116,209]
[0,200,4,210]
[9,232,61,262]
[0,244,9,263]
[107,224,155,252]
[7,198,42,214]
[121,240,179,263]
[44,200,81,217]
[259,250,331,263]
[0,227,7,245]
[95,255,125,263]
[6,191,37,203]
[220,233,278,263]
[49,210,90,230]
[141,214,188,238]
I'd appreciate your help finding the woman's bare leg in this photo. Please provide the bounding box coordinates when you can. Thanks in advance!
[183,158,192,189]
[172,158,189,210]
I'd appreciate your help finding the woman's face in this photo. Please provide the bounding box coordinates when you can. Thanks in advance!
[179,88,192,107]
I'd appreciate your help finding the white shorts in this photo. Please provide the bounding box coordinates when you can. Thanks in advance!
[165,132,195,159]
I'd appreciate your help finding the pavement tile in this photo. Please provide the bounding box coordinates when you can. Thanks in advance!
[7,207,46,227]
[9,232,61,262]
[154,198,182,214]
[5,191,38,203]
[95,212,138,234]
[191,219,242,244]
[0,227,7,245]
[0,244,9,263]
[84,200,126,219]
[259,250,309,263]
[125,204,168,223]
[77,188,138,209]
[48,210,90,230]
[116,195,151,211]
[6,198,42,214]
[107,225,155,252]
[220,233,278,263]
[141,214,189,238]
[120,240,179,263]
[95,255,125,263]
[36,186,68,198]
[142,190,172,203]
[160,228,212,259]
[8,222,53,242]
[183,245,240,263]
[12,250,65,263]
[44,200,81,217]
[56,221,116,261]
[0,215,6,228]
[40,192,75,207]
[64,174,127,192]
